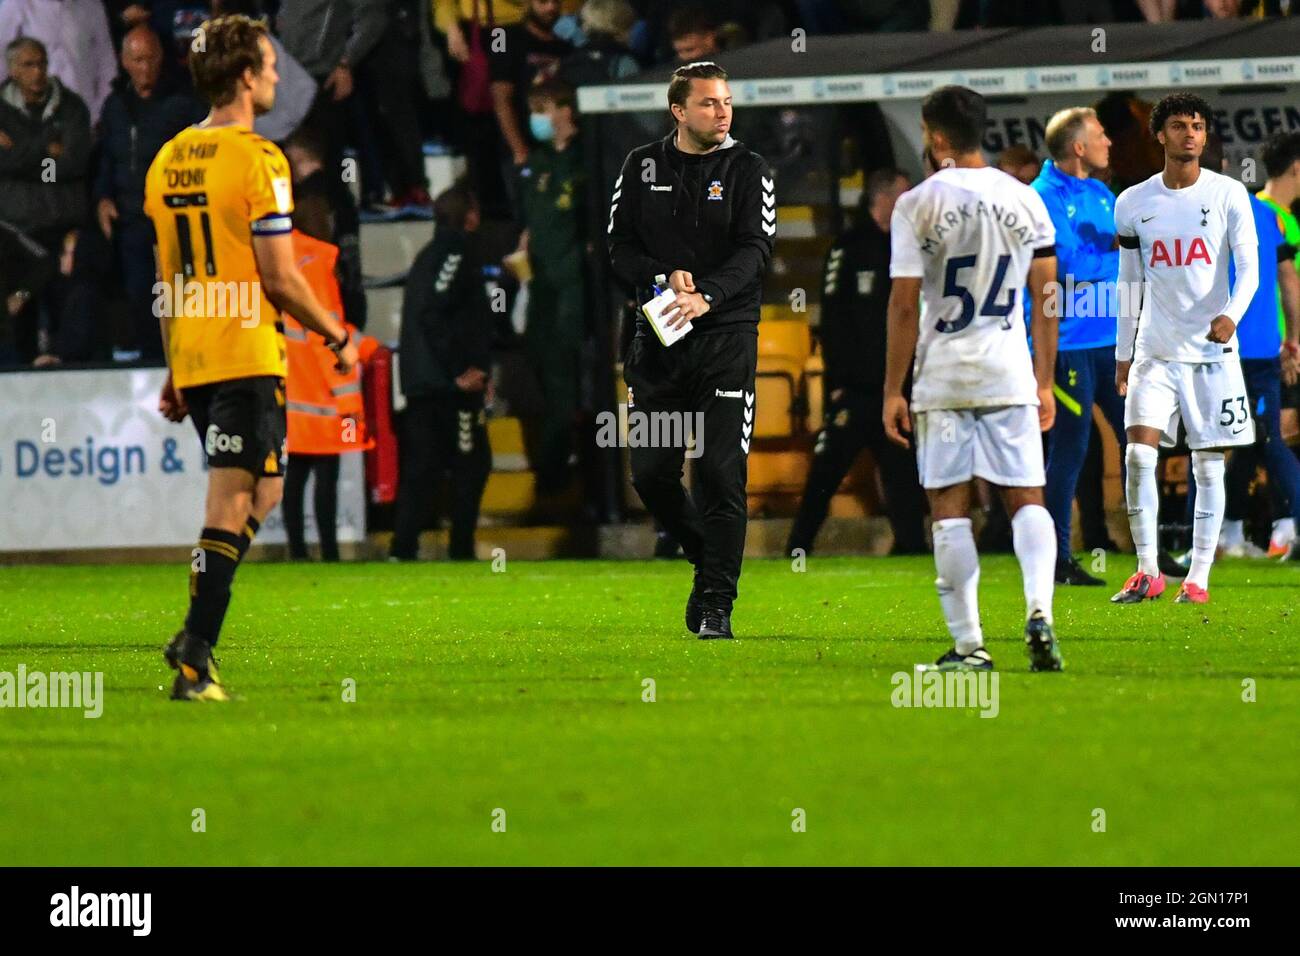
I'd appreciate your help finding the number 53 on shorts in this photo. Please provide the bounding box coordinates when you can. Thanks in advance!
[1123,357,1255,450]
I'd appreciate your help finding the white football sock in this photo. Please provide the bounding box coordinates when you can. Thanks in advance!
[1125,443,1160,577]
[1188,450,1226,589]
[932,517,983,655]
[1218,518,1244,549]
[1011,503,1056,624]
[1271,517,1295,549]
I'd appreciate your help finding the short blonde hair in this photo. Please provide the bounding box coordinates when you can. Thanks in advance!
[1045,107,1097,161]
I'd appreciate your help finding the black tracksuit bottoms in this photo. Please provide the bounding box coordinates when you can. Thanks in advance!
[624,328,757,613]
[391,393,492,560]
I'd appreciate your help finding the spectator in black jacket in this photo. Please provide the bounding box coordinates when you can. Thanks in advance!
[95,25,204,362]
[786,168,927,557]
[390,180,494,561]
[0,218,55,367]
[0,36,94,364]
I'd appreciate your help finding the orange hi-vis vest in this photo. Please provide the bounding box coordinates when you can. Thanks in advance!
[285,230,378,455]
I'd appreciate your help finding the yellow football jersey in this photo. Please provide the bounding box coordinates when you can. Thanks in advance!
[144,122,294,388]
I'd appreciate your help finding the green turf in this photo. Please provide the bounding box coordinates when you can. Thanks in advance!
[1,554,1297,866]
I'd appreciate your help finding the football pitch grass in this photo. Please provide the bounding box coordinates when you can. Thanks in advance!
[2,554,1297,867]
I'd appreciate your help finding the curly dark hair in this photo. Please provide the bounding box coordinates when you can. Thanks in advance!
[1148,92,1213,139]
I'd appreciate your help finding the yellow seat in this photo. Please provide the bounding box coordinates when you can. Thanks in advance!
[755,356,802,438]
[487,417,528,471]
[481,471,535,516]
[746,449,809,494]
[758,317,811,364]
[776,204,817,238]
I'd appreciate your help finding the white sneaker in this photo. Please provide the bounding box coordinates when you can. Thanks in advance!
[1269,518,1296,558]
[1221,541,1268,559]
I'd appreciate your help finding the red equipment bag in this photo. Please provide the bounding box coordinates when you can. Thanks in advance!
[363,346,399,505]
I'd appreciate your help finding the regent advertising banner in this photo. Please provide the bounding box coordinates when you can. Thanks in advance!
[880,85,1300,183]
[0,368,365,552]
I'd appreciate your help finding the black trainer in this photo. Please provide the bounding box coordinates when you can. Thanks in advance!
[163,629,186,670]
[697,607,734,640]
[163,630,227,700]
[930,646,994,670]
[163,629,220,683]
[1024,611,1063,672]
[1055,556,1104,586]
[685,570,703,634]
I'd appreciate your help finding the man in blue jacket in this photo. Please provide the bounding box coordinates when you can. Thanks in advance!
[1033,107,1126,586]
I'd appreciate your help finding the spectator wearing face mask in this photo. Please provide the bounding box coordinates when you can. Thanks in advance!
[511,79,585,498]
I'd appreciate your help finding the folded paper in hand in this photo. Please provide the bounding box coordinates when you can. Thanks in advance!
[642,288,692,347]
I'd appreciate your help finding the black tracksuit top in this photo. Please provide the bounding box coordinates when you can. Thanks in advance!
[607,131,775,336]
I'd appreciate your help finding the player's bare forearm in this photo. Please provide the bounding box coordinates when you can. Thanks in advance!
[883,278,921,399]
[152,245,172,370]
[1115,359,1132,396]
[252,232,346,344]
[882,278,921,448]
[1280,265,1300,384]
[266,269,345,343]
[1028,257,1058,391]
[1280,263,1300,347]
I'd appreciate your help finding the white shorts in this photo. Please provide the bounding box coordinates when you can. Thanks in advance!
[1123,357,1255,450]
[913,405,1045,490]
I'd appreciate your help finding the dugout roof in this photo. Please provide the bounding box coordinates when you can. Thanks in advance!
[577,18,1300,113]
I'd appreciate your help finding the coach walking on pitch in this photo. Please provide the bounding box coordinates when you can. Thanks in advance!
[607,61,776,639]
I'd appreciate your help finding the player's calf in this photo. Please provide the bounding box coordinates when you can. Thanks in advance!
[1185,450,1226,591]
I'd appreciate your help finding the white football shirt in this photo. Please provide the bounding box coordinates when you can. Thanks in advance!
[1114,168,1256,363]
[890,166,1056,412]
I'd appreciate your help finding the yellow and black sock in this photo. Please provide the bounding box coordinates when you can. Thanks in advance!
[185,527,244,650]
[237,515,261,562]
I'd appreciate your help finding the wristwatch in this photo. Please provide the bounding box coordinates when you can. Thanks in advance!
[327,329,351,354]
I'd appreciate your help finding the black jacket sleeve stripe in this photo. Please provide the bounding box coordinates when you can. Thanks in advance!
[607,149,670,291]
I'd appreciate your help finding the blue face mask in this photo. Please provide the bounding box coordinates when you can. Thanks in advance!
[529,112,555,143]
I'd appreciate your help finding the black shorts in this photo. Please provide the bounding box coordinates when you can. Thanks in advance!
[184,375,287,477]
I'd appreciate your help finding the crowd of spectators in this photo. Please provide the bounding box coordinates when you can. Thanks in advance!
[0,0,1294,369]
